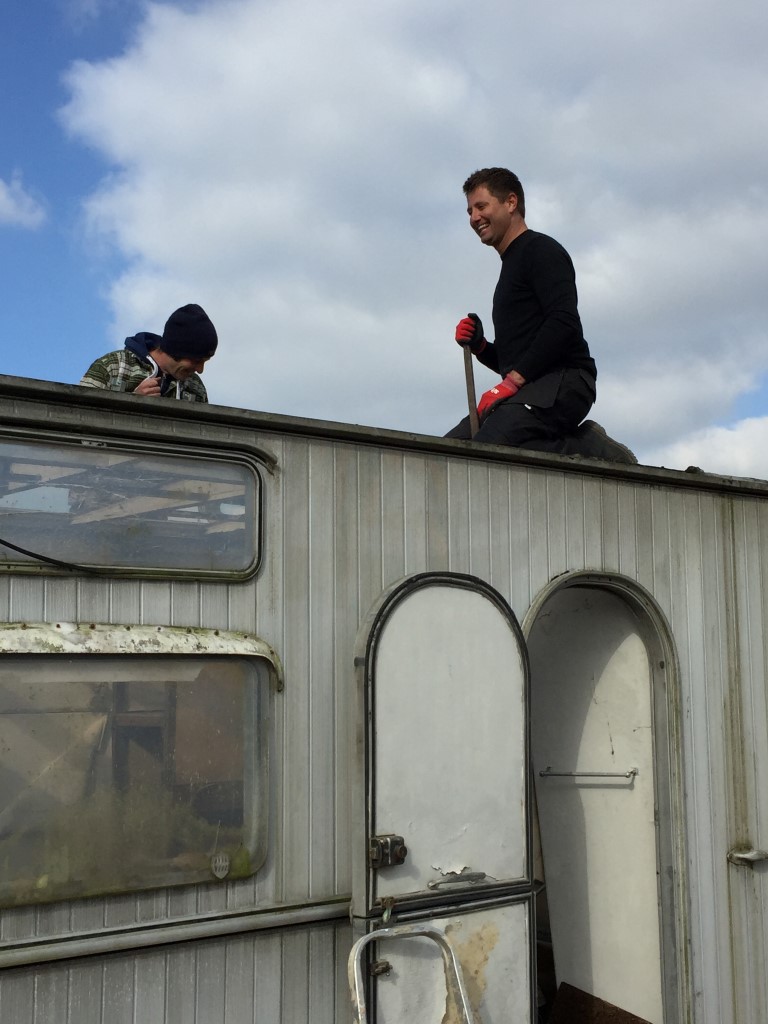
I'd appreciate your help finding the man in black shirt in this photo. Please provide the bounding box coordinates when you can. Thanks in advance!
[446,167,635,463]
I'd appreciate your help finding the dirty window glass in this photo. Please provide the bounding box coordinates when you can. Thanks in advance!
[0,655,268,907]
[0,438,259,575]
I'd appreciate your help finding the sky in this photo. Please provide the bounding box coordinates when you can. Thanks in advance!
[1,0,767,477]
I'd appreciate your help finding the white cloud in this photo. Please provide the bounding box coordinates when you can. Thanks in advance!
[58,0,768,471]
[0,174,46,229]
[645,417,768,481]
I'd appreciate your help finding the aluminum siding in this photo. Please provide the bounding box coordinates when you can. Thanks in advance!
[0,920,351,1023]
[0,384,764,1022]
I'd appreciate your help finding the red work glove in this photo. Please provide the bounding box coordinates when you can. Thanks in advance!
[455,313,486,355]
[477,374,519,421]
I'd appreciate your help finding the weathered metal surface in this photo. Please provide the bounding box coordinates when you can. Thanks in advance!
[0,376,765,1021]
[0,621,282,670]
[0,918,351,1023]
[348,924,475,1024]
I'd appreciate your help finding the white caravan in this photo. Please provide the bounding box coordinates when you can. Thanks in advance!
[0,373,766,1024]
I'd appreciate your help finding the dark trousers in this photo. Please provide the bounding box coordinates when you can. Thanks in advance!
[445,368,596,452]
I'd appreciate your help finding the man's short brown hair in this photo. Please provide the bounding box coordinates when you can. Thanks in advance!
[463,167,525,218]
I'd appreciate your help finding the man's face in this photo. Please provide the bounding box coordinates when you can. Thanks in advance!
[169,356,209,380]
[156,352,211,380]
[466,186,519,253]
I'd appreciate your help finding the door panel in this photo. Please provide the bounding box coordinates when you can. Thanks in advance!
[351,574,534,1024]
[370,578,529,905]
[369,902,531,1023]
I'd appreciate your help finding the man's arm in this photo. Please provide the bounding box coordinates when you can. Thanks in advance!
[181,377,209,403]
[514,238,584,382]
[79,351,153,393]
[79,355,113,389]
[475,341,500,374]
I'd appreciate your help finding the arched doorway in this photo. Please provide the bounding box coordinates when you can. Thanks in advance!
[525,575,688,1023]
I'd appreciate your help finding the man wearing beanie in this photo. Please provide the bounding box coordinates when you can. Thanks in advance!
[80,304,218,402]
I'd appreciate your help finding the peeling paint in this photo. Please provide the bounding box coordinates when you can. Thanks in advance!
[0,622,284,689]
[431,865,469,877]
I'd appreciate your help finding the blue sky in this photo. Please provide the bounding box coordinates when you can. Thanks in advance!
[0,1,136,381]
[2,0,768,476]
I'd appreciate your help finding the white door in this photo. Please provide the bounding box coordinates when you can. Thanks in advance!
[350,573,534,1023]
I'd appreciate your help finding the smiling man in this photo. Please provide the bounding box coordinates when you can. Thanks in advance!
[446,167,635,463]
[79,303,218,403]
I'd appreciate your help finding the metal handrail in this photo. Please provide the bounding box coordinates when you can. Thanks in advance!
[348,923,474,1024]
[539,766,639,779]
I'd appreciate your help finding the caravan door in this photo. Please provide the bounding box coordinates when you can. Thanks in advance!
[350,573,535,1023]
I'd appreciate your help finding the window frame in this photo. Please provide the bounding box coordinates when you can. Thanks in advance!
[0,622,283,907]
[0,429,266,580]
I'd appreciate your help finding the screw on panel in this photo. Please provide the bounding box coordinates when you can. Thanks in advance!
[368,961,392,977]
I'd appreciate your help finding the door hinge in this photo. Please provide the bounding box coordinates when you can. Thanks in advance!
[368,834,408,869]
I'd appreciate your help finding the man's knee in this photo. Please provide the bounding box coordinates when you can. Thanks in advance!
[445,416,473,440]
[474,402,551,446]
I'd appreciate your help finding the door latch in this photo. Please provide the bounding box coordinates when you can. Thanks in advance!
[369,834,408,869]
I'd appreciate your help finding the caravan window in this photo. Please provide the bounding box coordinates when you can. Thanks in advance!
[0,437,260,576]
[0,654,270,906]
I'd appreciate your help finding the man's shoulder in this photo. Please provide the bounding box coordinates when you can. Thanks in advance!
[509,229,575,271]
[86,348,151,368]
[518,229,570,253]
[80,348,151,389]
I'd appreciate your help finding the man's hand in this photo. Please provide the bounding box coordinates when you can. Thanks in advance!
[133,372,162,397]
[455,313,486,355]
[477,373,520,421]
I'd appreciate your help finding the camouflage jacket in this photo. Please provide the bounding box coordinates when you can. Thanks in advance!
[79,347,208,403]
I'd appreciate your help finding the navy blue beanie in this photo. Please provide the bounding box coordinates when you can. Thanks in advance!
[160,304,218,360]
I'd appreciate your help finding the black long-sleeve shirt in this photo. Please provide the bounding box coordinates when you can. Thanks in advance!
[476,229,597,382]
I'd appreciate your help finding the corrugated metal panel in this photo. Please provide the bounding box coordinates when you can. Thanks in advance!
[2,386,768,1021]
[0,921,350,1024]
[724,496,768,1024]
